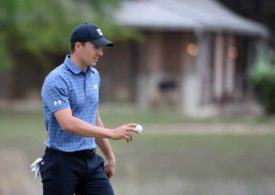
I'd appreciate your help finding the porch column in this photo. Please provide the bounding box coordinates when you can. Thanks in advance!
[137,32,163,109]
[195,31,211,105]
[213,33,225,100]
[179,34,196,114]
[225,35,236,96]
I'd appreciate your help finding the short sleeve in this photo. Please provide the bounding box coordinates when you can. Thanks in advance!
[41,76,71,113]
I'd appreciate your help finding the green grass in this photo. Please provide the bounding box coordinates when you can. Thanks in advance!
[98,103,275,126]
[111,134,275,179]
[0,110,274,155]
[1,110,275,194]
[0,112,46,158]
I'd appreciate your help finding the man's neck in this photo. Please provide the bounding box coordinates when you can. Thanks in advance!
[70,54,88,72]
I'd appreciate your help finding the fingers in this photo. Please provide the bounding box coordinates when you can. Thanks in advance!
[123,123,139,134]
[104,163,115,178]
[111,123,139,141]
[124,131,133,143]
[106,171,111,178]
[126,123,139,127]
[106,170,114,178]
[104,168,111,178]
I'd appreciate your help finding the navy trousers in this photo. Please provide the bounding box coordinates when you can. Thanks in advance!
[40,148,114,195]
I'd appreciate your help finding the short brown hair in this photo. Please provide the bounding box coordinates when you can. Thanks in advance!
[70,42,87,53]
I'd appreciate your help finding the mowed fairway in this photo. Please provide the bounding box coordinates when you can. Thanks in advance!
[0,108,275,195]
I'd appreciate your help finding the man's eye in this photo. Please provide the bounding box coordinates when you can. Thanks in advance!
[94,46,102,51]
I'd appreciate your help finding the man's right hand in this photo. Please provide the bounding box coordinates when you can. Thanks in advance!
[110,123,139,142]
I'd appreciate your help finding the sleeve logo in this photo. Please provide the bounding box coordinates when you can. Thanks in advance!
[54,100,62,106]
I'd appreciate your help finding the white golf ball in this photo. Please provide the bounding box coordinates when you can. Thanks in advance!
[135,124,144,134]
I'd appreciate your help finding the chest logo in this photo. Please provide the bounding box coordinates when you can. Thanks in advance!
[54,100,62,106]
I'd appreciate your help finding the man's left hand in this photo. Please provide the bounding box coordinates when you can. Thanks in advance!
[104,159,116,178]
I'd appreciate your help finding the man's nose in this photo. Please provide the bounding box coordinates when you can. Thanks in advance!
[97,48,103,56]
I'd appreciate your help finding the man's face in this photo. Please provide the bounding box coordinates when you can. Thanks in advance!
[76,42,103,67]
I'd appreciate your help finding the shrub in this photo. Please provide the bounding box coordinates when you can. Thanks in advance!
[250,49,275,114]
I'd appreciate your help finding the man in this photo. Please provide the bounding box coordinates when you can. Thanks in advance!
[40,23,138,195]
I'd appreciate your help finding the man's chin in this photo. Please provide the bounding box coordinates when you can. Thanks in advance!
[89,63,97,67]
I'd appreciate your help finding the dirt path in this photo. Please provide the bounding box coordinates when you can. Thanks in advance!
[0,150,41,195]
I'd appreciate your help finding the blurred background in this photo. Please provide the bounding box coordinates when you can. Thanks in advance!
[0,0,275,194]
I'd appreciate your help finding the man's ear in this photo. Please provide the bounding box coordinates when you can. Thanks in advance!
[74,42,81,51]
[74,42,83,51]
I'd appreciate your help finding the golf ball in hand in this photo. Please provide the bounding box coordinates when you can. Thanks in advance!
[135,124,144,134]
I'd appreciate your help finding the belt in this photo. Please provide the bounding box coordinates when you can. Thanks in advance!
[46,147,96,158]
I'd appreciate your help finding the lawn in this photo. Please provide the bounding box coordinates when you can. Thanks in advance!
[0,109,275,195]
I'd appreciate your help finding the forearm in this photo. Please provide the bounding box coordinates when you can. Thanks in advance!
[96,138,115,160]
[63,115,112,138]
[96,111,115,161]
[54,108,135,142]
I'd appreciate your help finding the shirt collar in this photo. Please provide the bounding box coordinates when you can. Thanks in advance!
[64,55,93,75]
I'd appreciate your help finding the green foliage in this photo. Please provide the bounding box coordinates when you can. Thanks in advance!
[0,0,138,70]
[250,48,275,114]
[0,33,12,71]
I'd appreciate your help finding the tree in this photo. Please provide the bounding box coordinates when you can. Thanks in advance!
[250,49,275,114]
[0,0,135,71]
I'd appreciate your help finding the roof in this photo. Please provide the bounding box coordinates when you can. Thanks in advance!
[116,1,203,30]
[115,0,269,37]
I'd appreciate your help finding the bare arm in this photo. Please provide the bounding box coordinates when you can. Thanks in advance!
[54,108,137,142]
[95,111,116,178]
[95,111,115,160]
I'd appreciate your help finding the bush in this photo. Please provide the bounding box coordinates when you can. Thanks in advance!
[250,49,275,114]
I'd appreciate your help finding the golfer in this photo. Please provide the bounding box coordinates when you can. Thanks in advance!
[40,23,138,195]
